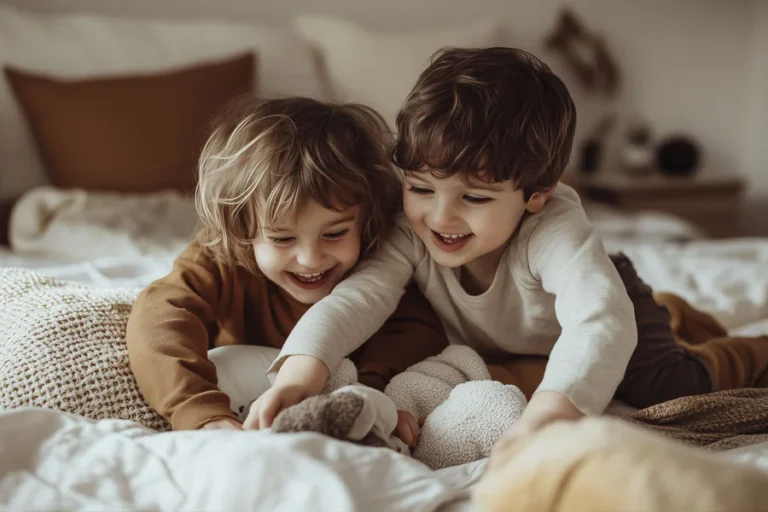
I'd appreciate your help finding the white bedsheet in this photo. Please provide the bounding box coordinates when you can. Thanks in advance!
[0,408,483,512]
[0,248,178,289]
[3,406,768,512]
[3,189,768,511]
[617,238,768,331]
[9,186,196,261]
[5,235,768,333]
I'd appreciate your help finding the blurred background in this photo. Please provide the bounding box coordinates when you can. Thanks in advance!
[0,0,765,262]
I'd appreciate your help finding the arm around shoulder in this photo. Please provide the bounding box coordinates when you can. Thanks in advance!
[267,219,422,379]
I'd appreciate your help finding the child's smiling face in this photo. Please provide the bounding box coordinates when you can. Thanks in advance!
[253,201,362,304]
[402,170,549,284]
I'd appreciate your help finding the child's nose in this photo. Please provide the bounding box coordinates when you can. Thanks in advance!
[296,243,322,268]
[430,199,458,228]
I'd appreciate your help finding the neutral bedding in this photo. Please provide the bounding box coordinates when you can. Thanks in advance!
[1,186,768,511]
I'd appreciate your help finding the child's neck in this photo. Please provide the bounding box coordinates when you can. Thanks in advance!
[457,243,507,296]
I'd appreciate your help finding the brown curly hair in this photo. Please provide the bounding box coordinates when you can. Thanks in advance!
[196,96,400,274]
[392,47,576,199]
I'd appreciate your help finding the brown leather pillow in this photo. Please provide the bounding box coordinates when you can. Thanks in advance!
[4,53,255,194]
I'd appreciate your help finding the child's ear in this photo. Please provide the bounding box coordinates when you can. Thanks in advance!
[525,188,554,214]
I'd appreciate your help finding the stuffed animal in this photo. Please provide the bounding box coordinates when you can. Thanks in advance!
[270,345,527,469]
[474,417,768,512]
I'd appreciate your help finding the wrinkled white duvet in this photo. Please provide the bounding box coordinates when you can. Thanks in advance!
[0,408,484,512]
[9,187,197,260]
[4,188,768,511]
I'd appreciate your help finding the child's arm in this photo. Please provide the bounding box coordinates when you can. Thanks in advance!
[523,191,637,419]
[352,282,449,391]
[244,220,420,428]
[126,243,240,430]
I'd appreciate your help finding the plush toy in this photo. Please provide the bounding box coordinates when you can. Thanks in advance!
[270,345,527,469]
[474,417,768,512]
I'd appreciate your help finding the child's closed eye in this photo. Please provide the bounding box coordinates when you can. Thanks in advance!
[323,229,349,240]
[408,185,433,196]
[464,195,492,204]
[268,236,295,245]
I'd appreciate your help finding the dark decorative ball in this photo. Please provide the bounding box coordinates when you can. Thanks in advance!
[656,136,700,176]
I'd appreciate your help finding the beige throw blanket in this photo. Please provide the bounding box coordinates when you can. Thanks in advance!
[0,268,169,431]
[629,387,768,450]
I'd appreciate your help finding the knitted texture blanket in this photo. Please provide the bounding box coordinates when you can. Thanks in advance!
[0,269,169,431]
[629,388,768,450]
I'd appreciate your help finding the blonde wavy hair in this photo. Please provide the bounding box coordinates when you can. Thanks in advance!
[195,96,400,274]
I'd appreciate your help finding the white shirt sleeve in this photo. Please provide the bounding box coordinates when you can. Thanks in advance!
[524,190,637,415]
[267,219,420,379]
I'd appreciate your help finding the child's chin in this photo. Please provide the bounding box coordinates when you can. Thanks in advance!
[427,248,468,268]
[286,284,335,305]
[290,290,328,305]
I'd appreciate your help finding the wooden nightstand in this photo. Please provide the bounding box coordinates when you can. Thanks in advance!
[570,172,745,238]
[0,197,15,247]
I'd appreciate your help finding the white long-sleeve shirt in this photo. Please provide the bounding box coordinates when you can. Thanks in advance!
[269,184,637,415]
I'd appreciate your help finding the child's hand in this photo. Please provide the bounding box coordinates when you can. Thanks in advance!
[243,383,313,429]
[243,355,330,430]
[395,410,424,447]
[493,391,584,453]
[201,417,242,430]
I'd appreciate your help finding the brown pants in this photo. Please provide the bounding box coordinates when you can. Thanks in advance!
[488,254,768,409]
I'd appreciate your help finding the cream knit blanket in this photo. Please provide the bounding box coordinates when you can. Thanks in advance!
[0,268,169,431]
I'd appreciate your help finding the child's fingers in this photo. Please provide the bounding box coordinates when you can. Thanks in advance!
[397,422,415,446]
[242,404,260,430]
[258,395,283,429]
[418,416,426,426]
[412,416,422,445]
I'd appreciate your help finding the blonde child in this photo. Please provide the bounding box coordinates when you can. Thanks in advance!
[252,48,768,442]
[126,97,447,442]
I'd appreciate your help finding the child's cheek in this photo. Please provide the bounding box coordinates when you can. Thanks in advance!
[339,235,362,270]
[253,243,287,275]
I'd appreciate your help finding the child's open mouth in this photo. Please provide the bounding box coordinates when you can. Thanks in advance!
[287,268,334,289]
[431,230,473,252]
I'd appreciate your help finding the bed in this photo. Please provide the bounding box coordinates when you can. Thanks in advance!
[3,186,768,511]
[2,5,768,512]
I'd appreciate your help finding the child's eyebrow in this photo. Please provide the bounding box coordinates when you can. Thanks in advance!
[466,181,505,192]
[404,171,429,182]
[264,225,293,232]
[324,214,356,228]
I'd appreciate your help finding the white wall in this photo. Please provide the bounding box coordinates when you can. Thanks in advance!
[6,0,767,233]
[743,1,768,234]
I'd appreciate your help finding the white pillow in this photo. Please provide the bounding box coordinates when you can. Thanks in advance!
[293,16,506,127]
[0,6,326,201]
[10,186,199,260]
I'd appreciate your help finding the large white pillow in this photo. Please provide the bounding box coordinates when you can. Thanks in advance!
[293,16,506,127]
[0,6,325,202]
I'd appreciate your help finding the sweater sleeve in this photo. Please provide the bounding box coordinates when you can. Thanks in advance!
[525,188,637,415]
[267,219,420,378]
[352,282,449,391]
[126,243,239,430]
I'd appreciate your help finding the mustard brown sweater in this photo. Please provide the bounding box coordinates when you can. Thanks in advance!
[126,242,448,430]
